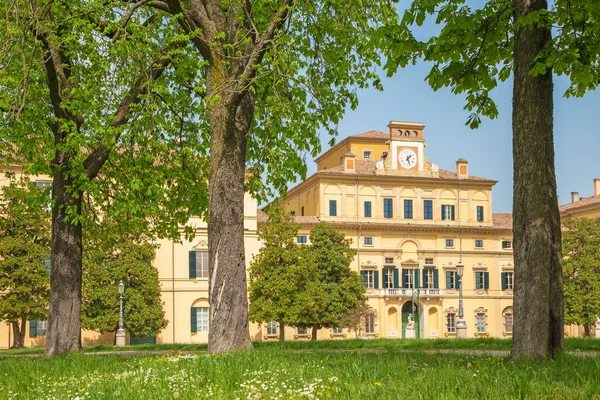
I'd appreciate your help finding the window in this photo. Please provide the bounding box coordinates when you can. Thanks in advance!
[445,239,454,248]
[402,269,414,289]
[477,206,484,222]
[424,258,434,265]
[502,240,513,249]
[446,313,456,333]
[446,271,457,289]
[404,199,413,219]
[501,272,514,290]
[504,310,513,333]
[385,257,394,264]
[290,211,295,216]
[441,204,455,221]
[33,181,52,188]
[475,271,489,289]
[384,198,393,218]
[363,236,373,246]
[297,236,308,244]
[423,268,435,289]
[475,239,484,248]
[191,307,209,333]
[267,321,277,336]
[361,270,377,289]
[476,313,486,333]
[332,327,343,334]
[364,201,372,218]
[297,326,307,335]
[329,200,337,216]
[423,200,433,220]
[301,206,304,216]
[363,150,372,159]
[30,320,48,337]
[422,269,432,288]
[189,251,209,279]
[384,268,395,289]
[365,313,375,334]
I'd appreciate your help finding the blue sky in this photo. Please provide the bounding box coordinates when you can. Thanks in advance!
[293,60,599,214]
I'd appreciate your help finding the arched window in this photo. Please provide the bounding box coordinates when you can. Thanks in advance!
[503,307,513,334]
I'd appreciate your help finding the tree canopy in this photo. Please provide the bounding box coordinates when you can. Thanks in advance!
[0,175,51,347]
[82,225,167,339]
[249,218,364,340]
[562,218,600,336]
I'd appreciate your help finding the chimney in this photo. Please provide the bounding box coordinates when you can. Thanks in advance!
[342,151,355,173]
[595,178,600,196]
[456,158,468,179]
[571,192,579,203]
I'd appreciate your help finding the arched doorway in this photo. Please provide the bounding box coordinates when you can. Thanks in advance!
[401,301,421,338]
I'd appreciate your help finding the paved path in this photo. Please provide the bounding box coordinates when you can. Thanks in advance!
[1,348,598,358]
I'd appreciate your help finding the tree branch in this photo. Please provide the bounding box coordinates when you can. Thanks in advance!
[83,43,182,180]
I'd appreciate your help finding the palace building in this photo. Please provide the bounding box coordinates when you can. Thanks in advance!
[2,119,597,347]
[280,121,515,339]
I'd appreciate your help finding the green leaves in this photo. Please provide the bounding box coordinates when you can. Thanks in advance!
[383,0,600,128]
[0,176,51,325]
[562,218,600,329]
[249,215,365,332]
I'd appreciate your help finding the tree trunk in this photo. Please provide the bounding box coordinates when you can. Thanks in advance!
[11,321,24,348]
[45,166,83,356]
[279,322,285,341]
[311,325,319,341]
[206,64,254,354]
[511,0,563,359]
[584,324,590,337]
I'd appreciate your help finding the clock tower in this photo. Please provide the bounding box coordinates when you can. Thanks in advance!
[385,121,439,176]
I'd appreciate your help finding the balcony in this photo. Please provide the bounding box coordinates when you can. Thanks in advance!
[381,288,443,297]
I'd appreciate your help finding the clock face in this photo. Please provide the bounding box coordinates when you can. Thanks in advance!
[398,148,417,169]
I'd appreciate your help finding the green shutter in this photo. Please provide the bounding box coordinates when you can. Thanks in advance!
[189,251,196,279]
[360,270,367,287]
[433,269,439,289]
[451,205,455,220]
[373,271,379,289]
[190,307,197,333]
[484,272,490,289]
[30,320,37,337]
[413,269,420,288]
[393,268,399,288]
[441,206,445,220]
[446,271,452,289]
[422,269,427,288]
[501,272,507,290]
[402,269,408,288]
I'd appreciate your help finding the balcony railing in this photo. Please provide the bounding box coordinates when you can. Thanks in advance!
[381,288,443,297]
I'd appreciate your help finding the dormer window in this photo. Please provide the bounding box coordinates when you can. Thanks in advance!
[363,150,371,159]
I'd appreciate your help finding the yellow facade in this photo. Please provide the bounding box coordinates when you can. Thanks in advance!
[3,120,597,347]
[284,121,516,339]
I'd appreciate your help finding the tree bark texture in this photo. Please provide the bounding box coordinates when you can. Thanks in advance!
[279,322,286,341]
[311,326,318,341]
[206,64,254,354]
[511,0,563,359]
[45,166,83,356]
[11,320,25,348]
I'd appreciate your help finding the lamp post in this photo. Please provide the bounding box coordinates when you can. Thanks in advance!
[456,261,467,338]
[116,280,126,347]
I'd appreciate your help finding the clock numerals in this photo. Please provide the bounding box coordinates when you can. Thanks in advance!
[398,149,417,169]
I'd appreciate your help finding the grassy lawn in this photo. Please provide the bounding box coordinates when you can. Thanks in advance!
[3,337,600,356]
[1,344,600,399]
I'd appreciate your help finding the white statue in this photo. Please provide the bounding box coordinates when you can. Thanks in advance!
[595,315,600,328]
[407,315,414,329]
